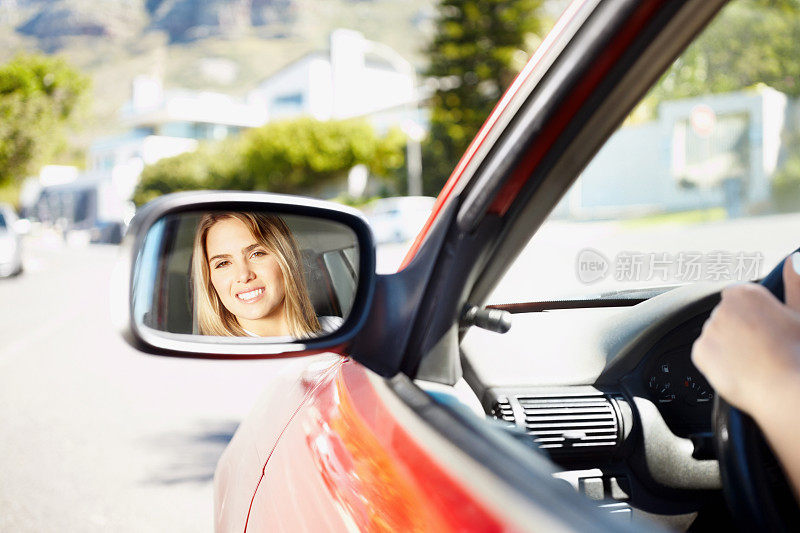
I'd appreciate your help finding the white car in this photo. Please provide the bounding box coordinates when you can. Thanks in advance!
[363,196,435,244]
[0,204,23,277]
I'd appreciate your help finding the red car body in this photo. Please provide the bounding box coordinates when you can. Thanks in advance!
[218,357,511,532]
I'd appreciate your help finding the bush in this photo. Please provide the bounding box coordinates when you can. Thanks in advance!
[134,117,406,206]
[240,118,405,193]
[133,140,243,206]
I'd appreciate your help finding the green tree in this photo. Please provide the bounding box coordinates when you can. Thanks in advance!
[422,0,546,195]
[635,0,800,119]
[0,54,90,188]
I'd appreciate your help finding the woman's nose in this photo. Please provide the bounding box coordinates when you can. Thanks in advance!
[234,262,255,283]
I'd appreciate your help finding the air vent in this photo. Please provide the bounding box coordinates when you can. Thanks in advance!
[491,396,516,424]
[518,394,620,457]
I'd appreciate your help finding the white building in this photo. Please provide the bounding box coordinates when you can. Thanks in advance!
[249,29,427,194]
[93,75,268,180]
[26,29,428,237]
[249,29,423,132]
[553,86,790,219]
[120,76,268,140]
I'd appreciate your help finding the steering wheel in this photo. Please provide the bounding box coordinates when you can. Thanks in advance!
[713,255,800,531]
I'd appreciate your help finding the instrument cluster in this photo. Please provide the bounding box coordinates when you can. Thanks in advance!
[644,344,715,436]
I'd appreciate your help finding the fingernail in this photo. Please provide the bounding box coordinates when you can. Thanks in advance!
[792,252,800,275]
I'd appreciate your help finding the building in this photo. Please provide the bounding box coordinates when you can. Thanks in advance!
[249,29,428,195]
[553,86,790,219]
[249,29,422,131]
[91,75,269,199]
[26,29,428,237]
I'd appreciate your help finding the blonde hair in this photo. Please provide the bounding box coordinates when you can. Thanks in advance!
[192,212,321,337]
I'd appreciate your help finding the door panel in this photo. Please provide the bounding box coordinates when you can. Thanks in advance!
[214,355,344,533]
[247,360,507,532]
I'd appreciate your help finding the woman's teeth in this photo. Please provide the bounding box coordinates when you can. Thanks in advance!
[237,288,264,301]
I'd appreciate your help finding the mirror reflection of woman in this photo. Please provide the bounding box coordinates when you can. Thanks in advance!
[192,212,322,337]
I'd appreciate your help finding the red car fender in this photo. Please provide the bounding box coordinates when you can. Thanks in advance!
[244,359,513,532]
[214,354,345,532]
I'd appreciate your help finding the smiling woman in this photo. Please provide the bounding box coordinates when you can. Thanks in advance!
[193,212,321,338]
[129,205,359,341]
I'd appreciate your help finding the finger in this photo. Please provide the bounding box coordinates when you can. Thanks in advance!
[783,252,800,312]
[690,335,706,369]
[692,333,717,376]
[702,300,724,332]
[720,282,753,301]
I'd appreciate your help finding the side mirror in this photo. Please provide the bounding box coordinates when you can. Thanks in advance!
[115,191,376,358]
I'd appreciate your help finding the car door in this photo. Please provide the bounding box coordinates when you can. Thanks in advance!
[224,1,730,531]
[248,360,520,532]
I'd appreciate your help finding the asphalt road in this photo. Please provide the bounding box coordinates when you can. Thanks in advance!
[0,241,297,532]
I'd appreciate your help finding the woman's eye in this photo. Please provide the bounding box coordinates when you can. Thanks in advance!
[213,261,230,269]
[251,250,267,259]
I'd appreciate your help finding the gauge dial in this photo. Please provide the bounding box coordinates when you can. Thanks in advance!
[648,375,676,404]
[682,375,714,405]
[642,325,717,437]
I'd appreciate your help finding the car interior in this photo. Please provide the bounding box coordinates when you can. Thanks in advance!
[399,0,800,528]
[402,198,796,531]
[408,247,797,532]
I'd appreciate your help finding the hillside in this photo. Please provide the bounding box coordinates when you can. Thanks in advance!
[0,0,435,149]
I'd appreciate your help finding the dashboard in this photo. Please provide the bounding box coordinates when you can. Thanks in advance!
[459,282,729,529]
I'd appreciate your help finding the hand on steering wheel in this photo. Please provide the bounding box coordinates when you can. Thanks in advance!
[693,252,800,531]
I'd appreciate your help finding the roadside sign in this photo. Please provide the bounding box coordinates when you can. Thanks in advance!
[690,104,716,138]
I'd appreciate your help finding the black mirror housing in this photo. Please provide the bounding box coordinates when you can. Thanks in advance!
[113,191,376,359]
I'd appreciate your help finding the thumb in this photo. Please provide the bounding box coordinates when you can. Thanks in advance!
[783,252,800,311]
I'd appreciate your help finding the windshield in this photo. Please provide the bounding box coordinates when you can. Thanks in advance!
[492,0,800,304]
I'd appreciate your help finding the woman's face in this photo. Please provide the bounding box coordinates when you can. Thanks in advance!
[205,217,287,328]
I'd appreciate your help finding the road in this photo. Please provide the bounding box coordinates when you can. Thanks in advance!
[1,212,799,531]
[0,235,410,532]
[0,241,297,532]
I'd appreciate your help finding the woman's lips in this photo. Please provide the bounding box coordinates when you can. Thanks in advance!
[235,287,265,303]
